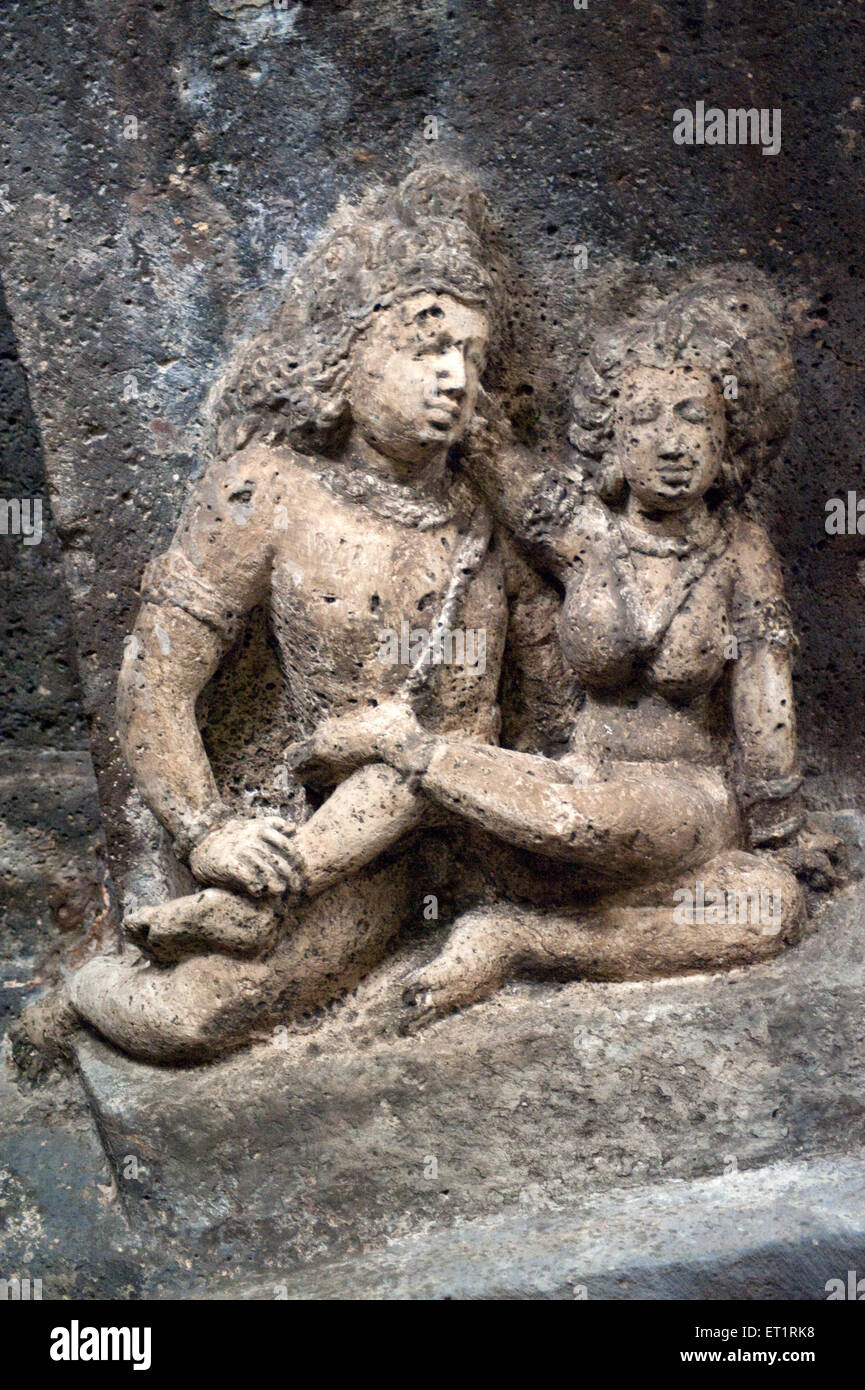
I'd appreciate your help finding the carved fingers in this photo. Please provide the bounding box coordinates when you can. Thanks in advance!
[189,816,305,898]
[286,701,425,783]
[773,821,846,893]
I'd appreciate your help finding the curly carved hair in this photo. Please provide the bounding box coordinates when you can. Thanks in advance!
[569,273,799,505]
[211,164,499,459]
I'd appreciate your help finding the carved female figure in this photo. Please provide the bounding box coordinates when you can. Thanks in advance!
[291,278,814,1027]
[14,207,820,1067]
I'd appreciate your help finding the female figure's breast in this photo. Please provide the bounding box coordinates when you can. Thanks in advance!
[561,543,735,764]
[560,550,733,702]
[559,557,639,692]
[643,565,733,701]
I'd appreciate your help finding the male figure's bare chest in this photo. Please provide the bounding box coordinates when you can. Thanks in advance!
[265,483,503,673]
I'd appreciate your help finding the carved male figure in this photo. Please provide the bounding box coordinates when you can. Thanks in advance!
[14,189,832,1071]
[14,166,562,1066]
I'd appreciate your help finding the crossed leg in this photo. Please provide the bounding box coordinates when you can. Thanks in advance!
[124,761,429,963]
[401,848,805,1030]
[14,764,428,1067]
[65,848,416,1064]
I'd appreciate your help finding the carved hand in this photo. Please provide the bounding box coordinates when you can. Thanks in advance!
[286,701,436,783]
[189,815,304,898]
[463,384,512,451]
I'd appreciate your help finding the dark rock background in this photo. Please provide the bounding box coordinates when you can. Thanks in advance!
[0,265,108,1016]
[0,282,82,749]
[1,0,865,1304]
[1,0,863,901]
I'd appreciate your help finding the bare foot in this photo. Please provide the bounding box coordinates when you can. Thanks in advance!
[398,980,441,1036]
[124,888,282,963]
[397,906,526,1035]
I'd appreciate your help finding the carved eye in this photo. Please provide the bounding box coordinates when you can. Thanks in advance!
[630,402,660,424]
[676,399,709,424]
[417,333,454,357]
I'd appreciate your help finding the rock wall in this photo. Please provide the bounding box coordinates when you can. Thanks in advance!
[1,255,107,1009]
[1,0,863,910]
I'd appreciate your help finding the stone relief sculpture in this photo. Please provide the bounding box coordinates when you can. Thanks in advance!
[12,166,835,1070]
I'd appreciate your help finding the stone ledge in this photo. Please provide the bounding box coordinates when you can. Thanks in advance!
[72,876,865,1281]
[205,1152,865,1300]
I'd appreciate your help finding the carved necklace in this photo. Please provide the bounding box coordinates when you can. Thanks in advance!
[319,464,466,530]
[404,502,493,696]
[610,505,733,653]
[617,507,722,557]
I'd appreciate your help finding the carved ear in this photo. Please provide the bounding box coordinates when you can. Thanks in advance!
[595,455,628,506]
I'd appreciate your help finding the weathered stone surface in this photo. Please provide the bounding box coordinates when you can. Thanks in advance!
[73,874,865,1282]
[0,750,110,1032]
[0,1050,143,1301]
[3,0,865,1303]
[0,0,853,1072]
[0,283,84,754]
[209,1154,865,1300]
[2,0,864,884]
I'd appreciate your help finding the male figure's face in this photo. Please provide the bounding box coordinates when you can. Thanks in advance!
[348,291,489,468]
[614,364,726,513]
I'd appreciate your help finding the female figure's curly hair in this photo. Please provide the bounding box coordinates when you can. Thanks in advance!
[569,273,799,506]
[211,165,499,460]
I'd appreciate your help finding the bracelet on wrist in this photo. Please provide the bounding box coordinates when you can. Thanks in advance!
[172,805,232,862]
[748,808,806,847]
[737,768,803,810]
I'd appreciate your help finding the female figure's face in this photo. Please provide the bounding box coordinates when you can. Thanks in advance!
[348,291,489,468]
[614,363,726,512]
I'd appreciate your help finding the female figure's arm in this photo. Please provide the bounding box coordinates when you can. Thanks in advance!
[728,520,803,846]
[459,387,586,583]
[461,392,637,684]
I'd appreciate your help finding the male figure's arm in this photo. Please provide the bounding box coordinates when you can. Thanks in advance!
[118,448,299,894]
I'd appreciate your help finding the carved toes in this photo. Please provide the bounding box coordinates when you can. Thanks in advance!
[398,979,446,1035]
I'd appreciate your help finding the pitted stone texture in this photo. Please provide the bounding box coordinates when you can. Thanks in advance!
[0,750,111,1034]
[2,0,864,897]
[73,877,865,1276]
[0,1048,143,1301]
[206,1154,865,1301]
